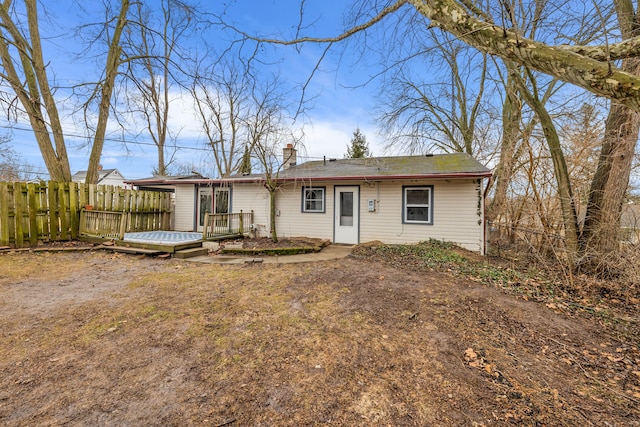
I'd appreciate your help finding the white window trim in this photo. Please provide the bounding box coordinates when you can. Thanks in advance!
[302,186,326,213]
[403,186,433,225]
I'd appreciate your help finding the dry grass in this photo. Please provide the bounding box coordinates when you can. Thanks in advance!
[0,250,639,426]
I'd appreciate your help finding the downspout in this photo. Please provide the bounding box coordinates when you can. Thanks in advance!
[482,175,494,256]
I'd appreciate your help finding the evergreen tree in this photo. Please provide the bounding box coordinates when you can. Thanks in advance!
[345,128,371,158]
[239,145,252,175]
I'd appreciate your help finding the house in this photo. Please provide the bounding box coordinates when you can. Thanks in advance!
[72,167,128,188]
[128,148,492,254]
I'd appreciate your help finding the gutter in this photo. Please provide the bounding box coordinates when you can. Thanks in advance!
[225,171,493,184]
[125,178,226,186]
[481,174,494,256]
[127,172,492,187]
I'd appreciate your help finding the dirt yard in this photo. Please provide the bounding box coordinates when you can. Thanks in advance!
[0,245,638,426]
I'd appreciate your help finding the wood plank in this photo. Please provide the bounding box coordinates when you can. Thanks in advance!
[113,187,123,211]
[27,183,38,246]
[88,183,96,208]
[78,183,88,208]
[96,184,105,210]
[13,182,24,248]
[31,246,97,252]
[38,182,49,242]
[68,182,78,239]
[114,239,202,253]
[48,181,60,241]
[105,185,113,211]
[0,182,9,246]
[58,182,69,240]
[102,245,164,255]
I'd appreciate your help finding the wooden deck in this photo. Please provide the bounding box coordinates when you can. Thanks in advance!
[77,210,254,255]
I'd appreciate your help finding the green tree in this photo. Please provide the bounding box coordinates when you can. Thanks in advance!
[345,128,371,158]
[239,145,252,175]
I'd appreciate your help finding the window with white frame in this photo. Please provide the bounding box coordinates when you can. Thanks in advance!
[302,186,325,213]
[403,186,433,224]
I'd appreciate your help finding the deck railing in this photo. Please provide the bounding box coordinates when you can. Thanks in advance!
[79,208,170,240]
[202,210,253,240]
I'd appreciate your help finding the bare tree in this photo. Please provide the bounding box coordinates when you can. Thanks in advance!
[251,123,303,243]
[83,0,131,184]
[244,78,304,243]
[190,59,292,178]
[0,0,132,183]
[122,0,194,176]
[191,60,247,178]
[0,0,72,181]
[226,1,640,110]
[579,0,640,269]
[0,134,21,181]
[379,33,492,157]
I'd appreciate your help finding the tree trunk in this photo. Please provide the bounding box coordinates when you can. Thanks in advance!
[268,185,278,243]
[513,69,579,266]
[0,0,72,182]
[85,0,130,184]
[579,86,640,258]
[488,68,521,223]
[578,0,640,269]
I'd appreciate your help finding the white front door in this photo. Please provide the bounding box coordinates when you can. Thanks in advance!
[334,186,359,244]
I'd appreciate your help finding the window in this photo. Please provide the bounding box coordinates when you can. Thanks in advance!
[302,187,325,213]
[403,186,433,224]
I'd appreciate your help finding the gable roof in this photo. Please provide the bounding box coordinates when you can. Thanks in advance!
[126,153,491,186]
[125,173,206,185]
[72,168,124,183]
[230,153,491,183]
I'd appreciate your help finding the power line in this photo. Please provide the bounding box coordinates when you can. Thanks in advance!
[0,123,212,152]
[0,123,329,160]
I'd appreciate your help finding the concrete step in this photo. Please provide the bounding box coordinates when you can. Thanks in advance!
[174,247,209,259]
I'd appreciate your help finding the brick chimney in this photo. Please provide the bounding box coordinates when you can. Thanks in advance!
[282,143,297,169]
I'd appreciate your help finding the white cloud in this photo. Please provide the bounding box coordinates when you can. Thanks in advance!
[101,157,118,166]
[302,119,385,161]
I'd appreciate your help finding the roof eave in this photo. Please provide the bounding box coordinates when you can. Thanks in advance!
[128,171,492,186]
[227,171,492,184]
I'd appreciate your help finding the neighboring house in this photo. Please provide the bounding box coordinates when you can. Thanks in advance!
[72,168,127,188]
[128,149,492,254]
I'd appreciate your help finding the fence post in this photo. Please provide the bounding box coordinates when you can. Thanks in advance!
[202,212,209,240]
[0,182,9,246]
[118,211,128,240]
[239,210,243,235]
[58,182,69,241]
[68,182,79,239]
[27,183,38,246]
[13,182,24,248]
[79,208,86,235]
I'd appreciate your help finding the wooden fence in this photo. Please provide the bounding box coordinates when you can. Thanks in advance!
[0,181,172,248]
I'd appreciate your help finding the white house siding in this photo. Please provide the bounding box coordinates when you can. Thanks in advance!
[174,184,196,231]
[231,181,335,240]
[230,178,485,253]
[358,179,484,253]
[231,183,271,236]
[99,173,126,188]
[275,181,335,240]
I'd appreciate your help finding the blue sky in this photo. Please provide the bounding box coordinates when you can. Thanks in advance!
[2,1,392,180]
